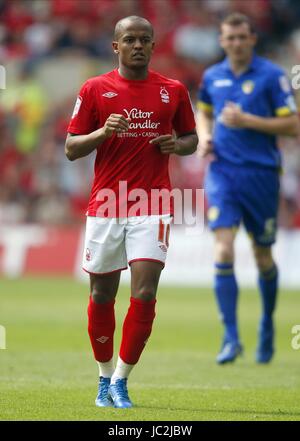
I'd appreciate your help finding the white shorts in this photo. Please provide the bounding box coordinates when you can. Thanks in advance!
[82,214,172,275]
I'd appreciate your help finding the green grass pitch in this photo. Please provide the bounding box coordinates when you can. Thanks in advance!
[0,276,300,421]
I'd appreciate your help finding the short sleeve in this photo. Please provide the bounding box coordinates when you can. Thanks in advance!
[197,71,213,113]
[67,80,98,134]
[268,70,297,117]
[172,83,196,136]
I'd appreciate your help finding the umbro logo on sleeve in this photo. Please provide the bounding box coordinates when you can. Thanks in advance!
[102,92,118,98]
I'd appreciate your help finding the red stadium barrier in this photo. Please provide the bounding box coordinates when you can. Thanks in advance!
[0,225,82,277]
[1,225,299,288]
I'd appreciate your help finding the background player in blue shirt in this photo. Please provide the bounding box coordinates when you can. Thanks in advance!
[197,13,299,364]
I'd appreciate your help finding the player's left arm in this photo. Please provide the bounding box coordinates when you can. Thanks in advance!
[222,70,300,137]
[246,113,299,137]
[149,131,198,155]
[222,103,299,137]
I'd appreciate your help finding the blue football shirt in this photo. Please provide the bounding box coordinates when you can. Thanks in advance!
[197,54,297,168]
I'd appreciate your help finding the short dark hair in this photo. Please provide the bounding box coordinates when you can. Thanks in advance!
[220,13,255,34]
[114,16,154,40]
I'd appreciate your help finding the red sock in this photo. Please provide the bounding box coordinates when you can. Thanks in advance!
[87,296,115,362]
[119,297,156,365]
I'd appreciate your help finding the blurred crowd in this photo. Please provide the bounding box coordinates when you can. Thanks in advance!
[1,0,300,227]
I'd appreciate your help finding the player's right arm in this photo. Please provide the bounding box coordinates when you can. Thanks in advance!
[65,114,130,161]
[65,80,130,161]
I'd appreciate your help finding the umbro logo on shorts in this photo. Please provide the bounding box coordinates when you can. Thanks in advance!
[96,336,109,343]
[102,92,118,98]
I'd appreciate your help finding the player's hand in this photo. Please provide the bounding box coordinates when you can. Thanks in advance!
[102,114,131,138]
[149,134,179,154]
[221,102,247,128]
[198,134,213,157]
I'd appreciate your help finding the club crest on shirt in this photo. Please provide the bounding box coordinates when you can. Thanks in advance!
[160,87,169,103]
[241,80,255,94]
[159,244,168,253]
[207,206,220,222]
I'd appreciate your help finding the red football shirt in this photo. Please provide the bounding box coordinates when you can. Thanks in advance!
[67,69,196,217]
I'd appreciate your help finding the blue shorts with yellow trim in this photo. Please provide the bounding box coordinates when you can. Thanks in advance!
[205,160,280,246]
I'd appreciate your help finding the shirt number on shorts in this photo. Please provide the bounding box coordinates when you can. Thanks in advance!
[158,219,170,249]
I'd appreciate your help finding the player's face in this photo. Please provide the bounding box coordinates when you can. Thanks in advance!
[113,23,154,69]
[220,23,257,64]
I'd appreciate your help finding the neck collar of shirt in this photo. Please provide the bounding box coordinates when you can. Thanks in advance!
[115,68,152,83]
[222,53,258,75]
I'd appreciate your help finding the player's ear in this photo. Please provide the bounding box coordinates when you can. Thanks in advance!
[112,41,119,54]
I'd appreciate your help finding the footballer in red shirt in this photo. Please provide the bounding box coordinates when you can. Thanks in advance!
[65,15,198,409]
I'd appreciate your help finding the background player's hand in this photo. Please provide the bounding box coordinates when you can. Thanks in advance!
[221,102,247,128]
[198,134,213,157]
[149,134,179,154]
[102,114,131,138]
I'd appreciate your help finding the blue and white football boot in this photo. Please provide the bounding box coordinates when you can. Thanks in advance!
[108,378,133,408]
[95,377,114,407]
[216,341,243,364]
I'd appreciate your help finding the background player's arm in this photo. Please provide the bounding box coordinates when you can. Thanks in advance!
[241,113,299,137]
[149,132,198,156]
[196,107,214,157]
[65,114,130,161]
[222,102,299,137]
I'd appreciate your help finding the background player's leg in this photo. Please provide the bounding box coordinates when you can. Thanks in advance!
[214,228,242,363]
[111,261,162,384]
[88,272,120,377]
[252,244,278,363]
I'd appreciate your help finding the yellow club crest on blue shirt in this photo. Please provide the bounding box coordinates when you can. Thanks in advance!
[208,206,220,222]
[242,80,255,94]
